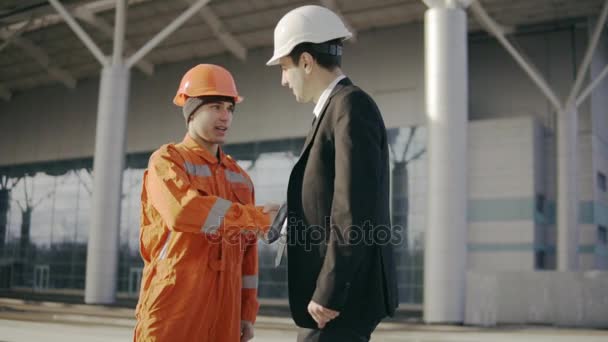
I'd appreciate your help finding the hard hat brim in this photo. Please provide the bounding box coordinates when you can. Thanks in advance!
[266,55,281,66]
[173,93,243,107]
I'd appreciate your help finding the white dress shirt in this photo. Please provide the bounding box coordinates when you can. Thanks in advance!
[313,74,346,118]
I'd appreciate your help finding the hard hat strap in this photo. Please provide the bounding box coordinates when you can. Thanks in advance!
[311,43,343,56]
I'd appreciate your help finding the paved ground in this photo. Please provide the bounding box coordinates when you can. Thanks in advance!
[3,318,608,342]
[0,319,298,341]
[0,298,607,341]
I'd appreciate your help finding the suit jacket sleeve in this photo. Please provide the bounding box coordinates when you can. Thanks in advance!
[311,91,385,310]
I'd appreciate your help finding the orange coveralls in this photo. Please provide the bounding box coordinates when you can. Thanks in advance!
[134,134,269,341]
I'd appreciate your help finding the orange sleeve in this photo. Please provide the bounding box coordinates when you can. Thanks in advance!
[146,145,270,235]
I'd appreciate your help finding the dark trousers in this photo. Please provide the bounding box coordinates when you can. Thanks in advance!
[296,320,380,342]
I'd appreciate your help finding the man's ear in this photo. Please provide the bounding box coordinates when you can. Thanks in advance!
[300,52,314,74]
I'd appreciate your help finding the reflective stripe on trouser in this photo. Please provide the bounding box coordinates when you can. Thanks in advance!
[242,275,258,289]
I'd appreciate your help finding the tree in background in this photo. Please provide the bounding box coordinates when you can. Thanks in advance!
[388,126,425,303]
[12,174,60,286]
[0,175,20,254]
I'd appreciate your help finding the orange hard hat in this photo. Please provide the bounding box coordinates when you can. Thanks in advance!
[173,64,243,107]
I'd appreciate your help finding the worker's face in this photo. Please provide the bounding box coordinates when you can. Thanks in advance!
[279,55,313,103]
[189,101,234,145]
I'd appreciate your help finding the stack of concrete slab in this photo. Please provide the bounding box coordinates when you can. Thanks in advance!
[465,271,608,327]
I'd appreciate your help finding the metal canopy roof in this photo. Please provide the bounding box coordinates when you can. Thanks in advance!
[0,0,604,100]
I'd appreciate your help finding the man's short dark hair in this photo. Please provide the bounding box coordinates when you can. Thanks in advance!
[288,39,343,70]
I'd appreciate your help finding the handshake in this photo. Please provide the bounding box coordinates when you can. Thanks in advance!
[260,202,286,244]
[262,202,281,223]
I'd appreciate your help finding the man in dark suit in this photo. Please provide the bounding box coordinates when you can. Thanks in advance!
[266,5,399,341]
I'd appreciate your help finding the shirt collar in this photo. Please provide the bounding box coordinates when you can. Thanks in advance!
[182,133,228,165]
[313,74,346,118]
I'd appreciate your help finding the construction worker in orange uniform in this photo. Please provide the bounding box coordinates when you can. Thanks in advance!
[134,64,279,342]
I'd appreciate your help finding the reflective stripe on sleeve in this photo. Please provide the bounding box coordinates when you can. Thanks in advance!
[201,198,232,234]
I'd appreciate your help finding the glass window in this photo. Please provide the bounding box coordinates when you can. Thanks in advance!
[598,172,607,192]
[0,126,429,305]
[599,226,608,245]
[118,167,145,296]
[388,126,427,304]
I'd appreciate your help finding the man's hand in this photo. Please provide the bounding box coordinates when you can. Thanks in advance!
[240,320,254,342]
[263,202,280,222]
[307,300,340,329]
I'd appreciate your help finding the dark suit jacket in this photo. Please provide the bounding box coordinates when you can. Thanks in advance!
[286,77,398,330]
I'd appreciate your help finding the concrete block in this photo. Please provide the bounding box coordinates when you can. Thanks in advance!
[581,271,608,328]
[465,271,608,328]
[523,272,554,324]
[551,272,585,327]
[465,271,497,326]
[495,272,527,324]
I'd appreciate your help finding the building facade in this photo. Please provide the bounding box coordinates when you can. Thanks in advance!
[0,19,607,305]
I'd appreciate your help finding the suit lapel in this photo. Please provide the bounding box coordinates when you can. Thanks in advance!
[300,77,352,157]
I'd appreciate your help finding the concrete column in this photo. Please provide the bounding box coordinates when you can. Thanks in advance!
[557,106,579,271]
[85,64,130,304]
[423,0,469,323]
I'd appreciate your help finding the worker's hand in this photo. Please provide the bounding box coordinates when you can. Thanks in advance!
[263,202,280,222]
[240,320,254,342]
[307,300,340,329]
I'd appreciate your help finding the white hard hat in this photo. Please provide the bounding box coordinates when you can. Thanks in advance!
[266,5,352,66]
